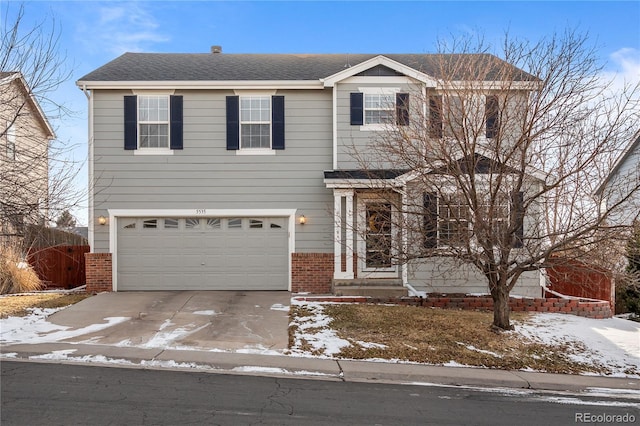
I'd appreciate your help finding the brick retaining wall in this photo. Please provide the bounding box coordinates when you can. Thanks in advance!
[85,253,113,293]
[294,294,613,319]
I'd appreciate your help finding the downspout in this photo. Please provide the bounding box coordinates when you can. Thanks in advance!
[81,85,95,251]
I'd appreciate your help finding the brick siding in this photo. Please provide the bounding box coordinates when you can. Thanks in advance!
[291,253,334,294]
[85,252,113,293]
[294,294,613,319]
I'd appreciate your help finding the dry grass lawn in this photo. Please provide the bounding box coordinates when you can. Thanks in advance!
[291,304,610,375]
[0,293,91,319]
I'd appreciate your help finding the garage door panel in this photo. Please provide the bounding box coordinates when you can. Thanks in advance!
[117,216,289,291]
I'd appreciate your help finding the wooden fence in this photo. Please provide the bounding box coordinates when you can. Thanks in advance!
[545,259,614,309]
[27,245,90,289]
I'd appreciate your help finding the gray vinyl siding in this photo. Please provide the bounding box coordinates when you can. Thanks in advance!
[408,259,542,297]
[92,89,334,253]
[336,80,421,170]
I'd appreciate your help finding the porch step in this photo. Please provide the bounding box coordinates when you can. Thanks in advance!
[332,279,407,297]
[333,285,408,298]
[332,279,403,287]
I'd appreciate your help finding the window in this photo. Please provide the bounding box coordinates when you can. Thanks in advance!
[350,92,409,127]
[428,96,443,138]
[185,218,202,229]
[228,218,242,229]
[206,218,221,229]
[143,219,158,229]
[164,218,179,229]
[139,95,169,148]
[485,95,499,139]
[424,191,524,248]
[240,97,271,149]
[6,122,15,160]
[364,93,395,125]
[437,194,471,247]
[124,95,182,151]
[226,95,284,151]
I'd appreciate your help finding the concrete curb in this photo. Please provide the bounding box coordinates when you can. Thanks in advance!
[2,342,639,394]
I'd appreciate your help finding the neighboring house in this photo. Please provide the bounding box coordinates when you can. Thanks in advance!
[77,49,543,296]
[595,131,640,227]
[0,72,54,246]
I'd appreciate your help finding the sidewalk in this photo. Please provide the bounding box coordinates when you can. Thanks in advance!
[3,341,639,396]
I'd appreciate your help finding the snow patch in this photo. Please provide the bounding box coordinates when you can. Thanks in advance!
[270,303,289,312]
[193,310,217,316]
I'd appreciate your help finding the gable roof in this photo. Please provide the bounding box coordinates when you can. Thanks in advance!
[594,131,640,196]
[0,72,55,139]
[77,52,538,88]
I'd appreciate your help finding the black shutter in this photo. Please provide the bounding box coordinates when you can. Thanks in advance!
[272,95,285,150]
[429,95,443,138]
[486,95,499,139]
[124,95,137,150]
[424,192,438,249]
[350,92,363,125]
[170,95,183,150]
[512,191,524,248]
[226,96,239,150]
[396,93,409,126]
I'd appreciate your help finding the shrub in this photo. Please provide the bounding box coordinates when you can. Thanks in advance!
[0,246,43,294]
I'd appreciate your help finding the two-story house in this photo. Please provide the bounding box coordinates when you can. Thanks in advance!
[78,49,543,297]
[595,131,640,227]
[1,71,54,246]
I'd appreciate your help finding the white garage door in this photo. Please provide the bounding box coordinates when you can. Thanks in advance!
[116,216,289,291]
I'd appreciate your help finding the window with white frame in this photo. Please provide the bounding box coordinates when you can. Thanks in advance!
[6,122,16,160]
[364,93,395,125]
[138,95,169,148]
[425,190,517,248]
[240,96,271,149]
[437,193,471,247]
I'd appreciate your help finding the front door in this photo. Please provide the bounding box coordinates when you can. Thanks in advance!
[357,197,398,278]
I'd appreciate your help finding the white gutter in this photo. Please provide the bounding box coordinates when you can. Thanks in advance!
[75,80,325,90]
[81,84,95,251]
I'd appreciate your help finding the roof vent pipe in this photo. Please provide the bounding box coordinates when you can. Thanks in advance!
[211,45,222,54]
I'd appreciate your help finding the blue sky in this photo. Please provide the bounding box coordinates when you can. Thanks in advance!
[3,1,639,225]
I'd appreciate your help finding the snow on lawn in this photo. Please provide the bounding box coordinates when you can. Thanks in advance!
[289,300,640,377]
[288,299,351,357]
[0,307,129,344]
[514,313,640,377]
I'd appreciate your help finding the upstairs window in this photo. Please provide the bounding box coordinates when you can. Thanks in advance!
[226,95,285,151]
[364,93,395,125]
[139,95,169,148]
[428,95,443,139]
[350,91,409,127]
[123,94,183,152]
[485,95,499,139]
[240,96,271,149]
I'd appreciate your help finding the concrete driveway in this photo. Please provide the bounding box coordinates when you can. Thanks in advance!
[47,291,291,352]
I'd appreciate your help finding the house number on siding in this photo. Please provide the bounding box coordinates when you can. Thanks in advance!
[195,209,207,215]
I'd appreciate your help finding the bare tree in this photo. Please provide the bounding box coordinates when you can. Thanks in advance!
[348,30,640,330]
[0,4,80,248]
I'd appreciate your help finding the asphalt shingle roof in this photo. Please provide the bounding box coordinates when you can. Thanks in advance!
[78,53,538,82]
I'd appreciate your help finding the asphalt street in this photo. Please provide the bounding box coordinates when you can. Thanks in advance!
[2,361,638,426]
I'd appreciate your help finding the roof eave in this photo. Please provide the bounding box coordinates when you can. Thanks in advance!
[75,80,325,90]
[3,72,56,139]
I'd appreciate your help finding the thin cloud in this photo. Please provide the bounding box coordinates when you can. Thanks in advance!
[77,2,170,56]
[601,47,640,95]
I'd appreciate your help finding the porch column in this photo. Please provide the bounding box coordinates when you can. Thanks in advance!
[334,189,355,280]
[401,187,408,286]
